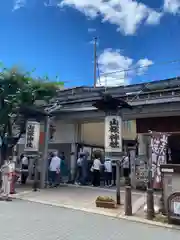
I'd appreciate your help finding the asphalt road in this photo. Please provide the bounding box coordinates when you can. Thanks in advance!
[0,199,179,240]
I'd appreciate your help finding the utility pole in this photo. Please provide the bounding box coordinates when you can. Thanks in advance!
[93,37,97,87]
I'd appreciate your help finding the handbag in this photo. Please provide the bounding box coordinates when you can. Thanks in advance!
[90,165,94,172]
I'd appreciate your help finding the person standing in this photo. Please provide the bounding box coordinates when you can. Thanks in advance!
[59,152,67,184]
[112,163,116,186]
[104,158,112,187]
[91,154,101,187]
[122,153,130,185]
[46,152,53,184]
[20,154,29,184]
[1,160,12,201]
[81,152,88,185]
[49,151,61,187]
[75,153,83,185]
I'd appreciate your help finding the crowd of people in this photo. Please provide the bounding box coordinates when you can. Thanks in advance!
[17,150,130,188]
[75,151,130,187]
[17,151,67,187]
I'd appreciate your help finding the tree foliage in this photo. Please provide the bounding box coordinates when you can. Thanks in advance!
[0,66,63,161]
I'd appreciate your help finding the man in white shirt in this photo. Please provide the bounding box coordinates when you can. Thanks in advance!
[92,157,101,187]
[75,153,83,185]
[49,151,61,187]
[20,154,29,184]
[22,156,28,165]
[93,158,101,171]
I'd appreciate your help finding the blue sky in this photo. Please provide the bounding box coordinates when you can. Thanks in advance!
[1,0,180,87]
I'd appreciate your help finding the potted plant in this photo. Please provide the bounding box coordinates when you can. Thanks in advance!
[95,196,116,209]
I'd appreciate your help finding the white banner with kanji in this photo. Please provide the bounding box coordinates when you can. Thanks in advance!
[104,115,122,153]
[151,133,168,188]
[24,121,40,152]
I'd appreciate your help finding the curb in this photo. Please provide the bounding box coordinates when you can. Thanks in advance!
[118,215,180,231]
[12,194,180,231]
[14,196,120,218]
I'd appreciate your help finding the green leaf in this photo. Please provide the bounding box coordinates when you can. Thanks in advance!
[0,67,60,138]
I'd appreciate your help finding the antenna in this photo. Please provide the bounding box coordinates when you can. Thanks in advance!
[93,37,97,87]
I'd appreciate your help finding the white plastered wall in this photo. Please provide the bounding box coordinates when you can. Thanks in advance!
[81,120,137,147]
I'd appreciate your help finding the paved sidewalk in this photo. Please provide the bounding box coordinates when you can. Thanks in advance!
[0,200,179,240]
[12,185,144,217]
[10,184,179,229]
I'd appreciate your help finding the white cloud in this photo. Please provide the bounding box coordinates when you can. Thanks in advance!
[96,49,153,87]
[164,0,180,14]
[136,58,154,76]
[146,10,163,24]
[60,0,162,35]
[13,0,26,11]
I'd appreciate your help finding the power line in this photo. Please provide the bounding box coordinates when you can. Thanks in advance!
[101,64,180,83]
[99,59,180,76]
[96,63,180,94]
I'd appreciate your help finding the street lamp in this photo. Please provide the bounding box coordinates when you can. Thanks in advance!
[93,93,132,204]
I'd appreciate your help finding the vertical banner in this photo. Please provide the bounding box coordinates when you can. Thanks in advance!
[104,115,122,153]
[24,121,40,152]
[151,133,168,189]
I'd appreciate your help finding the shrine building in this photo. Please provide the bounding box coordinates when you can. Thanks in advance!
[17,76,180,185]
